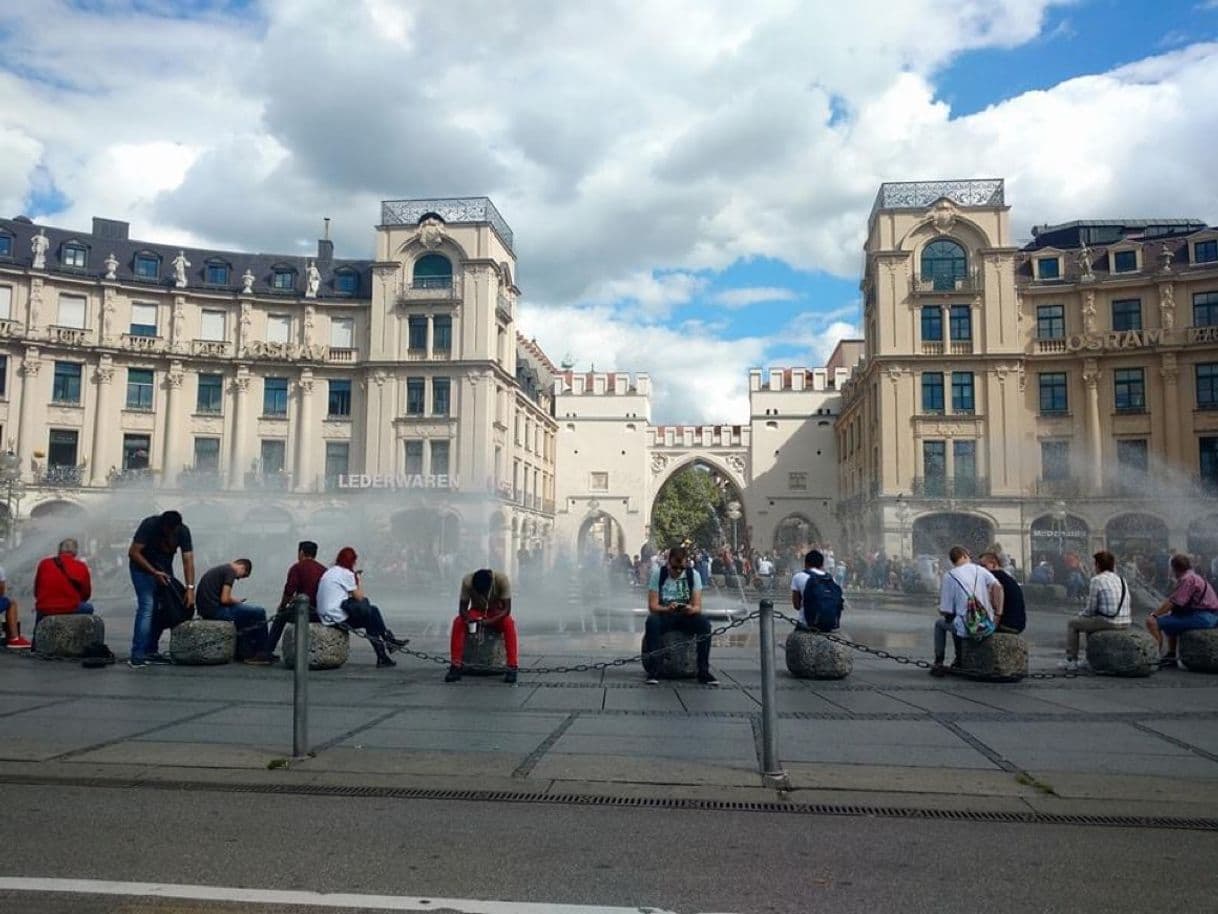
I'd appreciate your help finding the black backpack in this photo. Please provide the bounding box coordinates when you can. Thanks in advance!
[657,565,696,602]
[802,572,844,631]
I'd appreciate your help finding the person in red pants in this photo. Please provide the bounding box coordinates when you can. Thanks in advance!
[446,568,518,684]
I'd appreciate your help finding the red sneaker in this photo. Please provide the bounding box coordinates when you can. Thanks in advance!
[5,636,32,650]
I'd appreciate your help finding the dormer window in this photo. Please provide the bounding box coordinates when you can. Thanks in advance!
[62,243,87,269]
[271,267,295,292]
[334,270,358,294]
[1194,239,1218,265]
[205,260,230,285]
[0,234,11,257]
[133,253,160,280]
[1036,256,1061,280]
[1112,249,1138,273]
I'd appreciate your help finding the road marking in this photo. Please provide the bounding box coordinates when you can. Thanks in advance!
[0,877,711,913]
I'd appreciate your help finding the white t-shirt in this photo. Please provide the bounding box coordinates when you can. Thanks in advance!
[791,569,810,596]
[757,558,774,576]
[317,565,358,624]
[938,563,999,636]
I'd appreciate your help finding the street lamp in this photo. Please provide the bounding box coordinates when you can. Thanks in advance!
[0,449,25,547]
[726,500,742,551]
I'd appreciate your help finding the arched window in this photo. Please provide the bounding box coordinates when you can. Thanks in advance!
[921,239,967,291]
[413,253,452,290]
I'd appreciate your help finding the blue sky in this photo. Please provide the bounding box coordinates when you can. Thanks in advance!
[2,0,1217,422]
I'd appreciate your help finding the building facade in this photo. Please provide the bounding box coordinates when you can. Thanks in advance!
[0,199,557,569]
[837,178,1218,567]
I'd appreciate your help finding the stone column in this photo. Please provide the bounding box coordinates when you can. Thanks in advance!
[1160,353,1181,469]
[89,356,116,486]
[17,347,42,476]
[229,367,251,489]
[1082,360,1103,495]
[161,361,186,487]
[295,369,315,492]
[426,314,434,359]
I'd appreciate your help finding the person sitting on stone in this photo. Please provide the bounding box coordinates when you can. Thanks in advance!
[931,545,1002,678]
[1146,553,1218,668]
[790,550,816,618]
[0,563,30,650]
[317,547,406,668]
[267,540,327,657]
[801,549,844,632]
[978,551,1025,634]
[1058,550,1129,672]
[644,546,718,686]
[32,538,95,636]
[445,568,519,684]
[196,558,274,665]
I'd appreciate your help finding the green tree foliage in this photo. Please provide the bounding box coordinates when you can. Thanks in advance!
[651,466,727,549]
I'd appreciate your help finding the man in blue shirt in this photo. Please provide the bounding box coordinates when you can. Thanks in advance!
[645,546,717,686]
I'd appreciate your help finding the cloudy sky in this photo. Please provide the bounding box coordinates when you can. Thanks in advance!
[2,0,1217,423]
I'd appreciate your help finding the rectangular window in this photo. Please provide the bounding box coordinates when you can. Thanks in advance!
[57,294,86,329]
[328,379,352,417]
[1196,240,1218,265]
[0,286,11,320]
[1036,304,1065,340]
[1117,438,1148,476]
[196,373,223,414]
[1202,437,1218,487]
[263,377,289,417]
[1112,250,1138,273]
[325,441,350,480]
[590,471,609,491]
[921,372,944,413]
[404,440,424,475]
[432,377,451,416]
[408,316,427,351]
[953,440,977,483]
[260,439,286,475]
[0,354,7,398]
[430,440,450,477]
[62,245,87,268]
[1037,257,1060,280]
[1113,367,1145,413]
[125,368,154,410]
[1111,298,1142,331]
[951,371,975,413]
[205,262,229,285]
[266,315,291,344]
[122,433,151,470]
[329,316,354,348]
[433,315,452,352]
[134,255,159,280]
[272,270,294,291]
[406,378,425,415]
[788,471,807,491]
[48,429,79,467]
[1039,372,1069,415]
[948,305,971,341]
[335,272,358,294]
[52,361,82,404]
[922,440,946,496]
[200,309,226,341]
[920,306,943,343]
[1195,292,1218,327]
[1198,363,1218,409]
[1042,440,1070,481]
[0,235,10,257]
[193,437,220,472]
[129,302,158,337]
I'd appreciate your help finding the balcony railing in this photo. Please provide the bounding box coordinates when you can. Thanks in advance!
[1036,338,1067,354]
[1035,477,1084,497]
[191,339,232,358]
[328,347,356,363]
[48,325,88,346]
[179,467,223,489]
[911,476,990,498]
[121,333,166,354]
[398,274,463,304]
[913,275,980,294]
[109,467,153,487]
[381,197,515,252]
[0,319,20,338]
[38,464,86,487]
[245,471,291,490]
[921,342,944,355]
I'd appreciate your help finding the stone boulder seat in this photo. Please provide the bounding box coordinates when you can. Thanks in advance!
[957,632,1027,682]
[1086,628,1158,677]
[462,627,507,675]
[785,628,852,680]
[1179,629,1218,673]
[169,618,235,665]
[34,614,105,658]
[641,630,698,680]
[282,623,349,670]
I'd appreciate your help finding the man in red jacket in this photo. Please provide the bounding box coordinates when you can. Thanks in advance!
[267,540,327,656]
[33,538,95,622]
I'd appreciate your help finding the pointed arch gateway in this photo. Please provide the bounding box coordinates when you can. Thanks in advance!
[649,458,747,551]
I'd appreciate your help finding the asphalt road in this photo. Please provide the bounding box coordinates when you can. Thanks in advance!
[0,783,1214,913]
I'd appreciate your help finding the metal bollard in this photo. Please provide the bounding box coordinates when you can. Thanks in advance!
[292,592,310,759]
[758,599,783,780]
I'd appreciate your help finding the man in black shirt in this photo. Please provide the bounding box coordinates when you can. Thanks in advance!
[127,510,195,668]
[197,558,271,664]
[980,551,1026,634]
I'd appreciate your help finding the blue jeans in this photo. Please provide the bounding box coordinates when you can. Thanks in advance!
[933,616,963,663]
[205,604,268,659]
[1158,610,1218,637]
[644,612,711,674]
[131,570,159,661]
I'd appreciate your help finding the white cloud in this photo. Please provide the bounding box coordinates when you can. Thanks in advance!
[584,270,708,320]
[712,286,798,309]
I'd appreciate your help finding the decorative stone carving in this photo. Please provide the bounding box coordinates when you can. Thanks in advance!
[305,261,320,299]
[726,454,746,474]
[1159,242,1174,273]
[885,366,904,384]
[418,216,446,250]
[651,454,668,474]
[232,370,251,394]
[30,230,48,270]
[94,361,115,385]
[1159,282,1175,330]
[303,306,315,346]
[1076,243,1095,282]
[1161,352,1180,385]
[298,370,315,395]
[20,350,42,376]
[1082,362,1102,390]
[166,362,186,389]
[100,288,116,345]
[28,278,42,332]
[1082,290,1096,334]
[172,251,191,288]
[930,199,957,232]
[370,369,388,388]
[241,268,255,294]
[171,300,186,353]
[103,252,118,280]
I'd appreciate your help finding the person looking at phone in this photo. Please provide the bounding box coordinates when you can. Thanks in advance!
[445,568,518,684]
[316,546,406,668]
[644,546,718,686]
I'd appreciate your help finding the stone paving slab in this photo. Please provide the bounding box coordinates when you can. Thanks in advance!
[69,741,284,769]
[293,747,524,778]
[548,732,757,763]
[340,728,547,754]
[1140,719,1218,755]
[564,715,754,740]
[371,709,570,734]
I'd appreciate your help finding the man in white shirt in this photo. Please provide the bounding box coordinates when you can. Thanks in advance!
[790,551,815,616]
[931,545,1003,677]
[756,554,774,592]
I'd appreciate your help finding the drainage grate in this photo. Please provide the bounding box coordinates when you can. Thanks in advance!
[3,772,1216,832]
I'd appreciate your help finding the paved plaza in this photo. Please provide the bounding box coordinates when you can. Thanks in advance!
[3,593,1218,823]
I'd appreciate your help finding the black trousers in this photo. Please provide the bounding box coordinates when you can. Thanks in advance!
[341,598,388,639]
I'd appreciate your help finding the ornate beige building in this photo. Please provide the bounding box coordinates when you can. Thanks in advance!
[837,179,1218,566]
